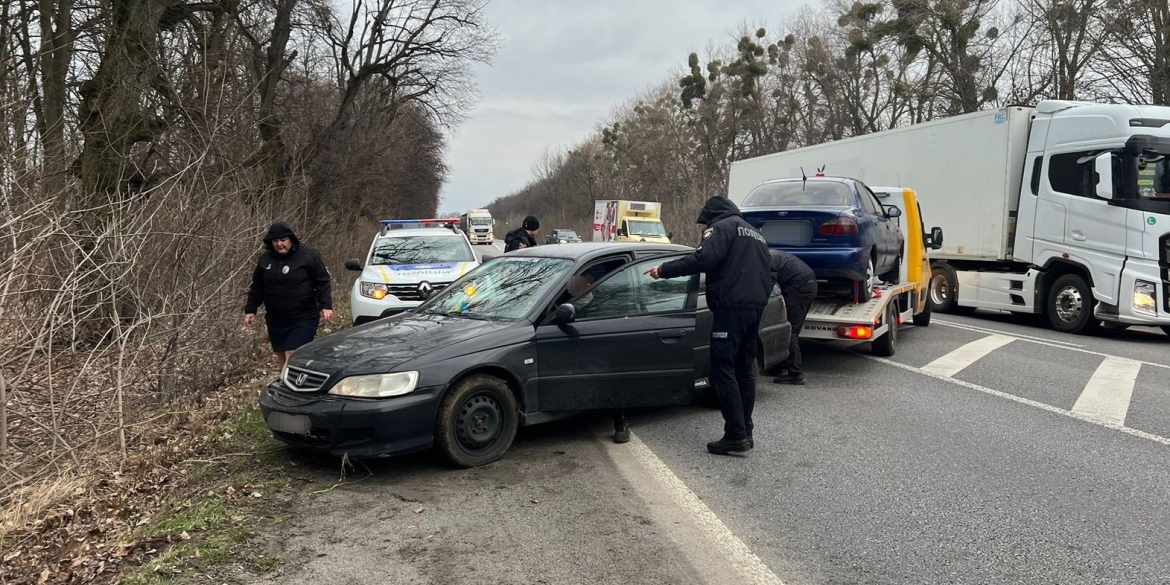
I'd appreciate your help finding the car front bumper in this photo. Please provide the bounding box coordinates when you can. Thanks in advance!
[350,293,423,324]
[259,381,446,458]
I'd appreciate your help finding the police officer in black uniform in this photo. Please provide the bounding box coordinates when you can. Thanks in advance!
[504,215,540,252]
[645,196,772,455]
[769,249,817,385]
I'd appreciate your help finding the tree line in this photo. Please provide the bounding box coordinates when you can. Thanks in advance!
[0,0,496,525]
[487,0,1167,243]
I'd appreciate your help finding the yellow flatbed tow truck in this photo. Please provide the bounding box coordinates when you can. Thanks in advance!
[798,187,944,356]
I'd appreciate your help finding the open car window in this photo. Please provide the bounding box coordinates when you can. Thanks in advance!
[573,257,693,320]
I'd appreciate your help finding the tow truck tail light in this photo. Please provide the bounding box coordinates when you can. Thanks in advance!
[819,217,859,235]
[837,325,873,339]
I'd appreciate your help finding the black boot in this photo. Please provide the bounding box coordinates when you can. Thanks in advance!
[613,417,630,444]
[773,372,806,385]
[706,437,751,455]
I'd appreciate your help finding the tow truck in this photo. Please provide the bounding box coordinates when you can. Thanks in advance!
[797,187,944,356]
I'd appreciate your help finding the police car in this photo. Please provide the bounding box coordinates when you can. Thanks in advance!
[344,219,480,325]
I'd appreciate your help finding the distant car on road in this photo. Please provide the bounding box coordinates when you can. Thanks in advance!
[545,228,582,244]
[261,242,792,467]
[740,177,905,302]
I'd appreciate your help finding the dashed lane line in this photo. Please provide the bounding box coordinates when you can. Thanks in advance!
[933,320,1170,372]
[921,334,1015,378]
[1072,357,1143,426]
[860,353,1170,447]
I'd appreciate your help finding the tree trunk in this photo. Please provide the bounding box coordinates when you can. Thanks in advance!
[38,0,74,195]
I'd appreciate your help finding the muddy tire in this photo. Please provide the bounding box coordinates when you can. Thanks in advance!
[435,375,518,468]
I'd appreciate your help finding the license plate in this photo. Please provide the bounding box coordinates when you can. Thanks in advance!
[760,221,812,246]
[267,412,312,435]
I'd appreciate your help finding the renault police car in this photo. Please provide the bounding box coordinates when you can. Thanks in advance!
[345,219,480,325]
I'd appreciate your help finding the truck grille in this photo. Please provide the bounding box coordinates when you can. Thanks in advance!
[284,366,330,393]
[389,281,451,301]
[1161,234,1169,312]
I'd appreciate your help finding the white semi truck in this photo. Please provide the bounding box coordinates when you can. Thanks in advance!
[728,100,1170,335]
[459,209,494,245]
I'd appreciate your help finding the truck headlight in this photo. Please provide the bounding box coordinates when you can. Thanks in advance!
[360,281,389,300]
[328,372,419,398]
[1133,280,1157,316]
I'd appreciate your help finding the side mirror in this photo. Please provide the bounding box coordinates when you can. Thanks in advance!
[554,303,576,324]
[617,228,627,237]
[928,227,944,250]
[884,205,902,218]
[667,232,674,240]
[1094,152,1114,200]
[344,258,362,271]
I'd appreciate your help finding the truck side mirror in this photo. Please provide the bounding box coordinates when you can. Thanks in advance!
[928,227,944,250]
[344,258,362,271]
[617,228,627,237]
[554,303,576,324]
[667,232,674,240]
[1094,152,1114,200]
[884,205,902,218]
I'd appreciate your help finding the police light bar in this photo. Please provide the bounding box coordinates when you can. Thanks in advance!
[379,219,461,234]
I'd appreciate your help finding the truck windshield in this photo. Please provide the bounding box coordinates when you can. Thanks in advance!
[419,257,573,321]
[1136,153,1170,200]
[369,235,474,265]
[627,220,666,236]
[743,181,854,206]
[470,217,493,225]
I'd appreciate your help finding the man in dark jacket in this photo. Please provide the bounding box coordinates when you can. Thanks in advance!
[504,215,540,252]
[244,222,333,371]
[769,250,817,385]
[645,196,773,455]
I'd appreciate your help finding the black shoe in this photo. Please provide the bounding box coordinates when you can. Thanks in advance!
[706,438,751,455]
[773,373,806,385]
[747,437,754,449]
[614,423,630,444]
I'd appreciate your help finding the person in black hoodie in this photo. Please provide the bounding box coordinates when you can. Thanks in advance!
[504,215,540,252]
[645,196,773,455]
[244,222,333,371]
[768,249,817,385]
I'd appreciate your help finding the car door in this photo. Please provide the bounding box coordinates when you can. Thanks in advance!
[535,255,699,411]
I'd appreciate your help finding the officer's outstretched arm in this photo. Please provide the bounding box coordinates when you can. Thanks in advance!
[658,225,730,278]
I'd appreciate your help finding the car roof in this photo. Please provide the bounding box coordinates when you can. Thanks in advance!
[504,241,692,260]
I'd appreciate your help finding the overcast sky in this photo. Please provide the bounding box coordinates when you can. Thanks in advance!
[436,0,804,215]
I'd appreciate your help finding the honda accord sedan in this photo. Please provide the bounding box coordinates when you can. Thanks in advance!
[259,242,792,467]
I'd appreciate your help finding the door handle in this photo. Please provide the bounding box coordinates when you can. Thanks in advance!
[656,330,686,341]
[1070,230,1086,241]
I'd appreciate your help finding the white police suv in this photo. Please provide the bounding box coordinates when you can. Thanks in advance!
[344,219,480,325]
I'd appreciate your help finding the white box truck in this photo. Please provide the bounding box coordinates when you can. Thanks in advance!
[592,200,672,243]
[728,100,1170,335]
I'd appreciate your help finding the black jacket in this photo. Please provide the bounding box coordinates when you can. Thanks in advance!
[504,227,537,252]
[658,197,773,310]
[769,249,816,294]
[244,223,332,325]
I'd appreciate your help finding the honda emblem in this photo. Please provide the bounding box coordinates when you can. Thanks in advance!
[295,373,307,386]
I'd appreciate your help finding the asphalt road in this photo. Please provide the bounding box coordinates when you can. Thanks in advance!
[247,242,1170,584]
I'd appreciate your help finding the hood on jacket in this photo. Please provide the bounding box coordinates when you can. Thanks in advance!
[695,196,741,226]
[263,222,300,252]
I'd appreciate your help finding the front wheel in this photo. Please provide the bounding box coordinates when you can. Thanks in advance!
[912,295,932,326]
[435,375,519,468]
[1046,274,1099,334]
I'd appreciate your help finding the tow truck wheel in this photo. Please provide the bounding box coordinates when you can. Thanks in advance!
[912,297,931,326]
[435,375,518,468]
[872,302,897,357]
[1046,274,1100,334]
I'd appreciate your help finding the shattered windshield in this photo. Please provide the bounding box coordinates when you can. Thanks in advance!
[419,257,573,321]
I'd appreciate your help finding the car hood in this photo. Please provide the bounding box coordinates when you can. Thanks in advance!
[289,312,512,378]
[359,261,477,285]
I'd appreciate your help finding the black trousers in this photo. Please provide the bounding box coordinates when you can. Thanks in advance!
[710,308,764,441]
[781,279,818,375]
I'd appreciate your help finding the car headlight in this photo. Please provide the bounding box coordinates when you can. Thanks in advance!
[360,281,389,300]
[1133,280,1157,316]
[328,372,420,398]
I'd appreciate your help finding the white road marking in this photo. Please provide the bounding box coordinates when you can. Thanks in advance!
[935,319,1083,348]
[861,354,1170,447]
[1072,357,1143,426]
[921,334,1015,377]
[599,429,788,585]
[934,320,1170,372]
